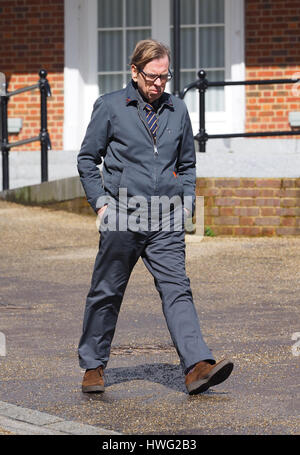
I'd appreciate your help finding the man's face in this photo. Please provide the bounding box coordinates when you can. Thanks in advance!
[131,55,170,103]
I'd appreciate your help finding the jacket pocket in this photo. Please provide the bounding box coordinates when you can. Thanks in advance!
[108,168,125,196]
[159,170,184,198]
[119,165,153,199]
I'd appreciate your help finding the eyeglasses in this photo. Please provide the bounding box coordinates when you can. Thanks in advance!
[139,69,173,83]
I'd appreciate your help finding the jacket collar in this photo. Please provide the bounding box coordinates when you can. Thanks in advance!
[125,80,174,110]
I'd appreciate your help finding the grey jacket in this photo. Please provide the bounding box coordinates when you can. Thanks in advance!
[77,81,196,214]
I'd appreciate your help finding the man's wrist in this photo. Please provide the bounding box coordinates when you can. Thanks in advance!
[97,204,108,215]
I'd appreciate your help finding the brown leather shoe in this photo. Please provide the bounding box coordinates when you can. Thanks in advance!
[82,366,105,393]
[185,359,234,395]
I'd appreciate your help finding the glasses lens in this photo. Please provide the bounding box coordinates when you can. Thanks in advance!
[141,71,172,82]
[147,74,157,82]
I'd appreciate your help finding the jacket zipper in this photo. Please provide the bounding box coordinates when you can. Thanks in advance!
[137,104,158,192]
[137,104,158,156]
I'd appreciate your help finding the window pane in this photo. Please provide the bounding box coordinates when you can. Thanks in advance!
[126,0,151,27]
[199,0,224,24]
[180,71,198,112]
[98,31,123,71]
[126,29,151,67]
[98,74,123,95]
[170,0,196,25]
[171,28,196,69]
[199,27,224,68]
[181,28,196,69]
[206,70,224,111]
[179,71,224,113]
[181,0,196,24]
[98,0,123,28]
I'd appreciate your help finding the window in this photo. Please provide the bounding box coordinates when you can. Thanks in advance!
[97,0,152,95]
[170,0,225,114]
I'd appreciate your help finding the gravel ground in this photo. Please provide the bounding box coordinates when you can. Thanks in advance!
[0,427,12,435]
[0,200,299,435]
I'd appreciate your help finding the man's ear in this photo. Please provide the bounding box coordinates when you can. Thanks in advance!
[131,64,138,82]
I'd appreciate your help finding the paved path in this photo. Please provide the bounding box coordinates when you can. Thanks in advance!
[0,200,299,435]
[0,400,120,435]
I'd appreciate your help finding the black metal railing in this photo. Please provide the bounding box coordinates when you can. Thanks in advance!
[0,69,51,191]
[180,69,300,153]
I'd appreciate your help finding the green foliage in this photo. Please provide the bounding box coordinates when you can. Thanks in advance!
[204,226,215,237]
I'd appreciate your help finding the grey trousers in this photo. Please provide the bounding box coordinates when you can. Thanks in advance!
[78,220,215,372]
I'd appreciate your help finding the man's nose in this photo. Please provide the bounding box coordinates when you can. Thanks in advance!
[154,77,162,87]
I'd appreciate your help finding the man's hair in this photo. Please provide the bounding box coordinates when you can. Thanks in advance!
[130,39,171,70]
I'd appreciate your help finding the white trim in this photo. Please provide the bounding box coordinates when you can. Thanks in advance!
[64,0,99,151]
[189,0,245,135]
[64,0,80,151]
[224,0,245,133]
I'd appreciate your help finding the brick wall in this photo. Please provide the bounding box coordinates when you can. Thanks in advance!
[0,0,64,150]
[245,0,300,134]
[196,178,300,236]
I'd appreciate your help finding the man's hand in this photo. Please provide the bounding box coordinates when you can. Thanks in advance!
[97,204,108,218]
[96,204,108,230]
[184,207,191,217]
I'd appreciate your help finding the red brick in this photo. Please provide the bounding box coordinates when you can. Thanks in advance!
[213,226,234,236]
[261,227,276,236]
[214,179,241,187]
[254,217,281,226]
[205,207,219,216]
[255,179,282,188]
[260,207,281,216]
[256,198,281,207]
[281,198,297,207]
[281,217,297,226]
[280,189,300,198]
[259,189,277,197]
[234,207,260,216]
[235,189,260,197]
[234,227,261,236]
[276,227,300,235]
[280,207,300,216]
[240,217,255,226]
[239,198,257,207]
[214,216,240,226]
[219,207,235,216]
[202,188,220,197]
[215,197,240,207]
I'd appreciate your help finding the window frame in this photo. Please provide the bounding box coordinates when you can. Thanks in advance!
[97,0,152,94]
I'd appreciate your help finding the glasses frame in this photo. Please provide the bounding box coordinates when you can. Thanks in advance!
[138,69,173,83]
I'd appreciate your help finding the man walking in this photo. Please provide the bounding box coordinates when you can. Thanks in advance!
[77,39,233,395]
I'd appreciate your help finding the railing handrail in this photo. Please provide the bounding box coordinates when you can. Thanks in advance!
[180,69,300,152]
[0,69,51,191]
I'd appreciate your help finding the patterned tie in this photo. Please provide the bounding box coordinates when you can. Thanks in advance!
[144,103,158,141]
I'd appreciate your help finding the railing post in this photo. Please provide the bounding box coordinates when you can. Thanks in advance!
[39,69,51,182]
[0,72,9,190]
[173,0,181,97]
[197,69,208,153]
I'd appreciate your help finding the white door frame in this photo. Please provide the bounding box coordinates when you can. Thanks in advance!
[64,0,98,151]
[63,0,245,150]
